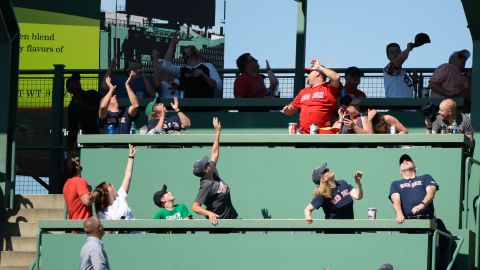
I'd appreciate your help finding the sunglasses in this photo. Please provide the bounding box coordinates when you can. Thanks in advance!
[456,54,467,60]
[322,168,330,174]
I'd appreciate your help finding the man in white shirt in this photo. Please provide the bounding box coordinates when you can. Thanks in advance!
[383,42,416,98]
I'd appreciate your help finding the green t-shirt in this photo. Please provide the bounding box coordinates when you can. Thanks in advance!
[153,204,192,220]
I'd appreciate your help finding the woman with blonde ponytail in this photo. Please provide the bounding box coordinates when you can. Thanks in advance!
[304,162,364,223]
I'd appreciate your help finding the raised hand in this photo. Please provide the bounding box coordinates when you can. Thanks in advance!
[171,31,181,44]
[105,76,116,91]
[266,60,271,70]
[126,70,135,85]
[170,97,179,111]
[353,171,363,184]
[213,117,222,131]
[128,144,136,157]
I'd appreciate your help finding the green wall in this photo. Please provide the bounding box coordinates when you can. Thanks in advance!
[40,229,431,270]
[80,135,465,232]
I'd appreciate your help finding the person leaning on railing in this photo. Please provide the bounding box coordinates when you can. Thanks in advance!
[367,109,408,134]
[304,162,363,222]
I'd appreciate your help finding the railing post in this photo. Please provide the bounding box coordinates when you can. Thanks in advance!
[293,0,307,95]
[49,64,65,194]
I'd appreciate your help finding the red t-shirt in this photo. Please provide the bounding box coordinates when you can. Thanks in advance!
[290,82,342,133]
[234,73,267,98]
[344,85,366,98]
[63,176,92,220]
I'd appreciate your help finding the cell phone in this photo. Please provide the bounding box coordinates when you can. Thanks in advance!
[344,114,351,120]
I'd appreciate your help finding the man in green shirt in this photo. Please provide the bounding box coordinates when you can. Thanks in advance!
[153,185,192,220]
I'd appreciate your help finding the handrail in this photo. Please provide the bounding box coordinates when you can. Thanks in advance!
[29,228,43,270]
[432,229,463,270]
[464,157,480,227]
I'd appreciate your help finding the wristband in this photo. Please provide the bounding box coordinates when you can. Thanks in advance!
[128,156,134,159]
[420,202,426,206]
[175,110,181,113]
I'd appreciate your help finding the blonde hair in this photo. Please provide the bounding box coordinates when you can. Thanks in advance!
[313,176,333,199]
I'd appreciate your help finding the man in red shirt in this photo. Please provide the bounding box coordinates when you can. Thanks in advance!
[62,158,99,220]
[234,53,278,98]
[282,58,342,133]
[343,66,367,98]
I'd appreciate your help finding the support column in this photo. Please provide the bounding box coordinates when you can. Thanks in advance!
[0,0,20,217]
[293,0,307,95]
[49,64,65,194]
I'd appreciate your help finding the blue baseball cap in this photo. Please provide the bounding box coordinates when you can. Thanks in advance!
[312,162,328,185]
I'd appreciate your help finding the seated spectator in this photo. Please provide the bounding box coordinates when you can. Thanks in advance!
[333,95,369,134]
[162,32,222,98]
[66,73,100,148]
[102,58,155,99]
[94,144,136,220]
[234,53,278,98]
[343,66,366,97]
[145,97,191,134]
[383,42,416,98]
[153,184,192,220]
[304,162,363,221]
[151,49,183,98]
[98,73,139,134]
[62,157,99,220]
[282,58,342,133]
[367,109,408,134]
[431,98,474,146]
[429,50,471,105]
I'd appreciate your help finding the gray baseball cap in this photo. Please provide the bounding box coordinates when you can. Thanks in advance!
[312,162,328,185]
[193,155,210,177]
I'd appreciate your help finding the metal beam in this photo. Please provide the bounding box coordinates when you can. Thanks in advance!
[293,0,307,95]
[0,0,20,218]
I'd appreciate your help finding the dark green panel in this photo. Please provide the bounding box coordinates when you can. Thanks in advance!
[40,231,430,270]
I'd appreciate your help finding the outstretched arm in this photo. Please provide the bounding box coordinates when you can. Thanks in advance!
[101,57,118,90]
[312,58,340,88]
[98,76,116,119]
[164,32,180,62]
[392,42,414,69]
[121,144,136,193]
[170,97,191,129]
[210,117,221,164]
[125,71,140,117]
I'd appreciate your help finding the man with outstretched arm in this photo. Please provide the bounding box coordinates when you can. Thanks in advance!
[192,117,238,224]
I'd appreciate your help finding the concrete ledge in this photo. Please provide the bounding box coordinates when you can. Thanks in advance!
[39,219,436,231]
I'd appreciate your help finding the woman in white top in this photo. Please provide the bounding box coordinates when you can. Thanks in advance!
[94,144,136,220]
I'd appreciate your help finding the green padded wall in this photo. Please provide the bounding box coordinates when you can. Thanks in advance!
[40,230,431,270]
[80,135,465,233]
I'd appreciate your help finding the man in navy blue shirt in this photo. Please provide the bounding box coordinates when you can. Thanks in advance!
[304,162,363,221]
[389,154,439,224]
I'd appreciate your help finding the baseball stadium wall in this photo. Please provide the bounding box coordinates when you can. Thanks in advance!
[36,134,478,270]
